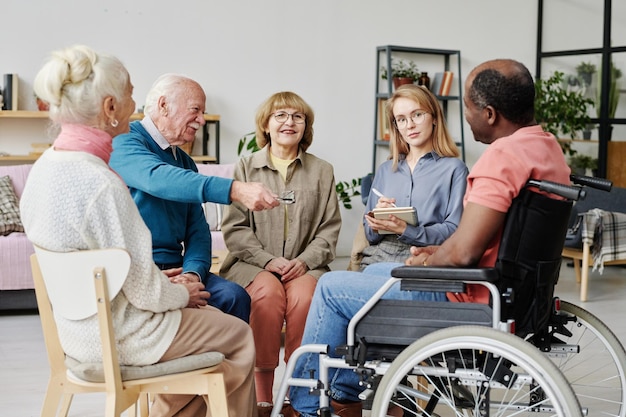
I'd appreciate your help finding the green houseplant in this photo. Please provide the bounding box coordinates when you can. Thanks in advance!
[568,153,598,176]
[596,61,623,120]
[238,132,362,209]
[381,59,420,88]
[534,71,594,155]
[576,61,597,87]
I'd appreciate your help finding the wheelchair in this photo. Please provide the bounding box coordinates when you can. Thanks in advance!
[272,175,626,417]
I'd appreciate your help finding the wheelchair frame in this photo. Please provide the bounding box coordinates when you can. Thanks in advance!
[271,176,626,417]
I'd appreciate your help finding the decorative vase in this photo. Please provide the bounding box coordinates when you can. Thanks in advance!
[393,77,414,89]
[418,72,430,89]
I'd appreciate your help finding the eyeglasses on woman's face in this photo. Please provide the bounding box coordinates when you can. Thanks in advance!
[394,111,430,129]
[272,111,306,124]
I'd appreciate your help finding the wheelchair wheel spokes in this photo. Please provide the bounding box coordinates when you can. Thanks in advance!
[371,326,582,417]
[547,301,626,417]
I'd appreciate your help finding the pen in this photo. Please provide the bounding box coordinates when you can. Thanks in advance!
[371,188,397,207]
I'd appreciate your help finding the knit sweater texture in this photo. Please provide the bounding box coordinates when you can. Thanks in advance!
[20,148,189,366]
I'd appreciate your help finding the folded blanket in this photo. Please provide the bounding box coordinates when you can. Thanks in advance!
[582,208,626,273]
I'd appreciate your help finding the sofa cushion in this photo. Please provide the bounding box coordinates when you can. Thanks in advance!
[0,175,24,236]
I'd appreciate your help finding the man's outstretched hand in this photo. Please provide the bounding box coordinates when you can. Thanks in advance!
[231,181,280,211]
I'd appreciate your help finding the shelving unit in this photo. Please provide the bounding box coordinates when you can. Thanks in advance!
[536,0,625,183]
[372,45,465,174]
[0,111,221,164]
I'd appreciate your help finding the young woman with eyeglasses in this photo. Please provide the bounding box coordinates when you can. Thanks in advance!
[360,84,468,268]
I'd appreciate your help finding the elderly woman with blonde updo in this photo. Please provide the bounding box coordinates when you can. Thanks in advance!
[20,44,256,417]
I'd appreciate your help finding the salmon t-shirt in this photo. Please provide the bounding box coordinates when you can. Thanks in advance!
[447,125,571,304]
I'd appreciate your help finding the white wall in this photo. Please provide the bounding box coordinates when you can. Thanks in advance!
[0,0,550,255]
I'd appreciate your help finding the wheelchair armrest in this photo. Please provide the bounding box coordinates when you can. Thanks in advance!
[391,266,499,282]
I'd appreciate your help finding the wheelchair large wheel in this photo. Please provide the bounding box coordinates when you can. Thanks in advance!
[547,300,626,417]
[371,326,582,417]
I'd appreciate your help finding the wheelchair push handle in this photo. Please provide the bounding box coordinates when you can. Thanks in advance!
[570,174,613,192]
[527,179,586,201]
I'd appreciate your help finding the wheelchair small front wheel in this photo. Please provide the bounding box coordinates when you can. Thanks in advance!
[371,325,582,417]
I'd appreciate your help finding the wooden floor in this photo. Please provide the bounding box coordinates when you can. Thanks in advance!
[2,259,626,417]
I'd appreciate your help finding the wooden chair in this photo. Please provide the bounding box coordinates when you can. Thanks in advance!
[561,185,626,301]
[31,246,228,417]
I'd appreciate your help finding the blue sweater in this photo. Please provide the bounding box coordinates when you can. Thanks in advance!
[110,121,233,280]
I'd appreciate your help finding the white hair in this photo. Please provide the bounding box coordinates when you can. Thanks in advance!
[34,44,130,125]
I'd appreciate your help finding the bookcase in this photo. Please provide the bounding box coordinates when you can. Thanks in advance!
[0,111,221,164]
[372,45,466,174]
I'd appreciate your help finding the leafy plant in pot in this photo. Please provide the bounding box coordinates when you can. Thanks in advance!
[381,59,420,89]
[238,132,363,209]
[534,71,594,156]
[568,153,598,176]
[576,61,596,87]
[596,61,623,140]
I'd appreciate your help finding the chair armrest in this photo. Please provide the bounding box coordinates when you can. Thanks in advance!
[391,266,499,282]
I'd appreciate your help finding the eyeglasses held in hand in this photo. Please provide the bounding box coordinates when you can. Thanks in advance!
[273,112,306,124]
[394,111,430,129]
[276,190,295,204]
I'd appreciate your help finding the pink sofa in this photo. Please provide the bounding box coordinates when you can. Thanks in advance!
[0,164,36,310]
[196,163,235,251]
[0,163,234,310]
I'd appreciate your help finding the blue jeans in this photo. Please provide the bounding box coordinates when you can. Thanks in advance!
[202,273,251,322]
[289,263,447,416]
[157,262,251,322]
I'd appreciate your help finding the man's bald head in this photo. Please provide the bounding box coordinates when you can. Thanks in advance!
[466,59,536,126]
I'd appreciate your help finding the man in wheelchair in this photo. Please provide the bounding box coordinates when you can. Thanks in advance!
[280,59,573,417]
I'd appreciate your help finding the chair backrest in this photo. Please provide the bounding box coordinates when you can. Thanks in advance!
[30,247,130,384]
[564,185,626,249]
[496,188,573,336]
[32,246,131,320]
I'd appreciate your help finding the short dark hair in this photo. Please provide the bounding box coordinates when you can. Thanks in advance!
[468,63,535,125]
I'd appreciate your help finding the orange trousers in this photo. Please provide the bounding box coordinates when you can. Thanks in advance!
[150,307,257,417]
[246,272,317,403]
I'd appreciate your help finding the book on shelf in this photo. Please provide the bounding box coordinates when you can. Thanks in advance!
[440,71,454,96]
[2,73,18,110]
[429,71,454,96]
[430,72,443,96]
[367,206,418,234]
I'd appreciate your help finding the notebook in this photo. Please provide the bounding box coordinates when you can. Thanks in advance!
[367,206,418,234]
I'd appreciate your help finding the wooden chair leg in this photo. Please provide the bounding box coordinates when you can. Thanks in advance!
[40,378,68,417]
[573,258,582,283]
[205,373,229,417]
[58,393,74,417]
[581,244,591,302]
[139,393,150,417]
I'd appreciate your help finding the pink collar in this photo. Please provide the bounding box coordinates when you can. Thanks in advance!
[53,124,113,164]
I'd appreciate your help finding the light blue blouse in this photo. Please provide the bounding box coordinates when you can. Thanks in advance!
[364,151,468,247]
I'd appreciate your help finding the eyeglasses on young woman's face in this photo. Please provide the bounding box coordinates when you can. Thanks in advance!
[394,111,430,129]
[272,111,306,124]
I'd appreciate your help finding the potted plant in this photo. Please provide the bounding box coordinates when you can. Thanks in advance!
[381,59,420,89]
[576,61,597,87]
[568,153,598,176]
[238,132,362,209]
[596,61,623,119]
[534,71,594,155]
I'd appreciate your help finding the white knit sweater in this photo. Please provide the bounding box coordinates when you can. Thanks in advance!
[20,149,189,365]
